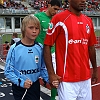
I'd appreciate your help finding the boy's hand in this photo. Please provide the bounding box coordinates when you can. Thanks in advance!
[24,79,32,89]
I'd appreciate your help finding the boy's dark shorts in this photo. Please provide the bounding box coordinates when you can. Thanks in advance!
[12,79,40,100]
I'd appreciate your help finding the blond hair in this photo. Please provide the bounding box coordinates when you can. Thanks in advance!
[21,14,41,38]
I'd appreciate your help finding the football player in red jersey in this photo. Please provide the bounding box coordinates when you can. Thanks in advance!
[44,0,98,99]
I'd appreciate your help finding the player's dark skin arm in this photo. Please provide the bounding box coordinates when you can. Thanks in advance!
[43,45,60,88]
[88,46,98,84]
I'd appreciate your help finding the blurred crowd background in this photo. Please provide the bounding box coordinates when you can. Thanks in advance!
[0,0,100,12]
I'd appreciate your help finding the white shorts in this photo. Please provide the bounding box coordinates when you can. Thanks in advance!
[57,79,92,100]
[52,52,56,73]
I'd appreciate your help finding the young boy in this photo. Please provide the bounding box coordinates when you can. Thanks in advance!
[4,15,48,100]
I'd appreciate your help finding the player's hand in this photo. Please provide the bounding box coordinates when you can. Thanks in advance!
[91,70,98,84]
[24,79,32,89]
[49,74,61,88]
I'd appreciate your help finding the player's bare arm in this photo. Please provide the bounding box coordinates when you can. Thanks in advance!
[88,46,98,84]
[43,45,60,88]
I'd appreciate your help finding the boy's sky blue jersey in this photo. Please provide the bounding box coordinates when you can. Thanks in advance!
[4,41,48,88]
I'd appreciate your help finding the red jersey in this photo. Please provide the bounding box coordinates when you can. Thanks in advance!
[44,10,97,82]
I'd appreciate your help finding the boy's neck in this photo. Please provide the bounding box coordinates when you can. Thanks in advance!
[21,39,35,46]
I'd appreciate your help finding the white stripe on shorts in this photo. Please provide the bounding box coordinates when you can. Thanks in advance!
[52,52,56,73]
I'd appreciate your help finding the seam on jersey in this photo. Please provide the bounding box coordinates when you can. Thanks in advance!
[82,15,92,27]
[9,40,21,64]
[35,42,42,49]
[9,43,18,68]
[47,21,69,79]
[63,14,71,22]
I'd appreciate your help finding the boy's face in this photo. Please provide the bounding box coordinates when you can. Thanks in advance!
[49,5,60,16]
[24,22,40,41]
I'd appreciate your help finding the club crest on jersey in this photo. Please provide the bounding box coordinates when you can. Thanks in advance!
[86,24,90,34]
[49,22,53,30]
[35,55,39,63]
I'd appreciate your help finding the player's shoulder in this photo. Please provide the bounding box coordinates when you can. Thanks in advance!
[10,40,21,49]
[35,42,43,49]
[53,10,71,20]
[34,12,44,17]
[82,14,92,21]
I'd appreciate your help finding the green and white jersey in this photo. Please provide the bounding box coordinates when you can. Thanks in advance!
[34,12,55,53]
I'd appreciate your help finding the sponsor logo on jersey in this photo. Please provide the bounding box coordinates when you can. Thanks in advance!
[20,68,40,75]
[42,21,46,22]
[28,49,33,53]
[43,28,48,31]
[86,24,90,34]
[49,22,53,30]
[68,38,88,44]
[35,55,39,63]
[77,22,83,24]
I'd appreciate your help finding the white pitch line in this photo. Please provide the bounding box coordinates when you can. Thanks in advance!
[0,64,4,70]
[92,82,100,87]
[0,71,4,74]
[40,85,59,100]
[40,85,51,96]
[40,97,43,100]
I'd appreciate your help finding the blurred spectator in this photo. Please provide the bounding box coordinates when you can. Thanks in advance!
[5,41,10,50]
[0,0,100,12]
[62,0,69,10]
[11,32,20,45]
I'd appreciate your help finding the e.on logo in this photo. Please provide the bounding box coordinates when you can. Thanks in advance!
[68,39,88,44]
